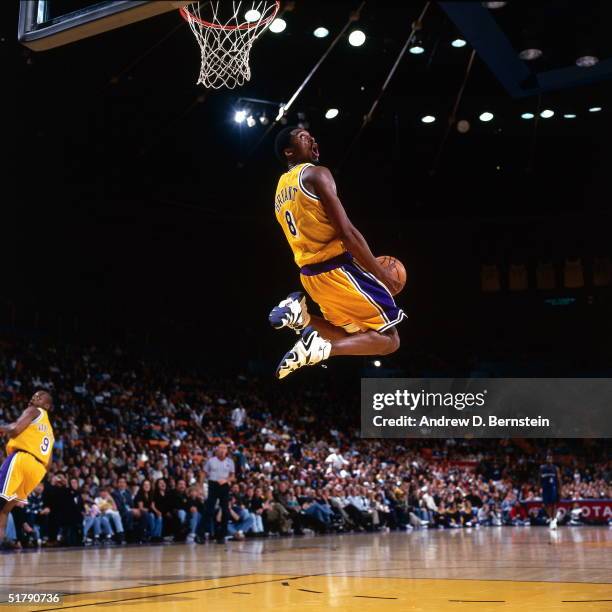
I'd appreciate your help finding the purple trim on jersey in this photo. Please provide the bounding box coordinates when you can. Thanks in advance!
[342,260,405,330]
[0,453,16,496]
[300,252,353,276]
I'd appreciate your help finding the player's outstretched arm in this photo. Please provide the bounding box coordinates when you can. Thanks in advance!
[0,406,39,438]
[304,166,402,294]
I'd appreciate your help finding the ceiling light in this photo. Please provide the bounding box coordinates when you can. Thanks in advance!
[246,115,256,128]
[409,44,425,55]
[234,110,246,123]
[563,113,576,119]
[269,18,286,33]
[373,360,382,367]
[325,108,339,119]
[244,9,261,22]
[457,119,470,133]
[588,106,602,112]
[576,55,599,68]
[540,109,554,118]
[521,112,534,119]
[314,27,329,38]
[451,38,466,48]
[348,30,366,47]
[421,115,436,124]
[259,113,270,125]
[479,111,494,122]
[519,48,543,61]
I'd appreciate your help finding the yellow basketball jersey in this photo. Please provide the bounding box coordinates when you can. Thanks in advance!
[274,163,346,268]
[7,408,54,464]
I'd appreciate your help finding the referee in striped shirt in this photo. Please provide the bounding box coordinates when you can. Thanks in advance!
[203,443,235,543]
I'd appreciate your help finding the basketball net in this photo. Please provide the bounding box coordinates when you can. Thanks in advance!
[180,1,280,89]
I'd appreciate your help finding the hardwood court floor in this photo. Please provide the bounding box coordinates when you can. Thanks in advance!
[1,527,610,611]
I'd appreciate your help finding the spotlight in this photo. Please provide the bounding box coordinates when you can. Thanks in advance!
[244,8,261,22]
[269,18,286,33]
[314,27,329,38]
[246,114,256,128]
[421,115,436,124]
[325,108,339,119]
[457,119,470,133]
[348,30,366,47]
[479,111,494,122]
[451,38,467,48]
[576,55,599,68]
[259,113,270,125]
[409,44,425,55]
[563,113,576,119]
[519,48,543,61]
[482,1,507,8]
[588,106,602,112]
[540,109,554,118]
[521,112,535,119]
[234,110,246,123]
[373,360,382,367]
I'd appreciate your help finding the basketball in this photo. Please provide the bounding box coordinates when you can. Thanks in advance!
[377,255,407,295]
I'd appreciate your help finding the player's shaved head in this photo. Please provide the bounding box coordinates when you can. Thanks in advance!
[274,126,300,162]
[31,390,53,410]
[274,126,320,166]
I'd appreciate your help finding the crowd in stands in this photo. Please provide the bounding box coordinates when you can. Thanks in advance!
[0,341,610,549]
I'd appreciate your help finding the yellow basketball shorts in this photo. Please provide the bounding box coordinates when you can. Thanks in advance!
[300,253,406,334]
[0,451,46,503]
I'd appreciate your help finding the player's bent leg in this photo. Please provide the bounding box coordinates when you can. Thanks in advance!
[308,314,349,341]
[0,499,18,541]
[276,326,400,379]
[330,327,400,357]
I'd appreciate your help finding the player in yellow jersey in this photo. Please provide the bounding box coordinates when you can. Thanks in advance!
[270,126,406,379]
[0,390,54,542]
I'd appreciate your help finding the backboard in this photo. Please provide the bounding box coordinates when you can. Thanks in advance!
[18,0,188,51]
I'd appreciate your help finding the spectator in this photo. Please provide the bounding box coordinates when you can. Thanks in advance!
[171,479,191,541]
[95,488,125,543]
[82,492,112,544]
[44,474,81,545]
[227,495,255,540]
[274,480,304,536]
[25,484,47,545]
[346,485,375,531]
[231,405,247,429]
[135,479,161,541]
[151,479,173,541]
[244,486,265,535]
[325,448,349,473]
[186,486,205,543]
[262,487,291,536]
[113,477,145,542]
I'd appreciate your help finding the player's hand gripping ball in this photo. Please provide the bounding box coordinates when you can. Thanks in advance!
[376,256,407,296]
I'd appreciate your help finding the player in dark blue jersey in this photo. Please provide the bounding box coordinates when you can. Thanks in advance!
[540,453,562,529]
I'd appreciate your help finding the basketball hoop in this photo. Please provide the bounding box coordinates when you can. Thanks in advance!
[180,1,280,89]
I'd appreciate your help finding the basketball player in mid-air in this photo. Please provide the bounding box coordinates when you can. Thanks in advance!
[270,126,406,379]
[0,391,55,542]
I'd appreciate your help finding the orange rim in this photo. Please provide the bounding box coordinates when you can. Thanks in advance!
[179,1,280,31]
